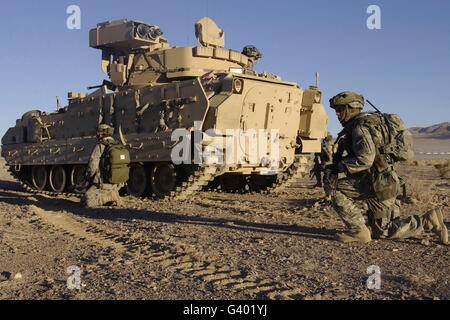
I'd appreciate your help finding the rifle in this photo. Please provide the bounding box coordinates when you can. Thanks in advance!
[323,135,346,201]
[324,171,338,201]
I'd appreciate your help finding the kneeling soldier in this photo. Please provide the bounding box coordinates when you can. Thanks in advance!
[325,91,448,244]
[81,124,130,208]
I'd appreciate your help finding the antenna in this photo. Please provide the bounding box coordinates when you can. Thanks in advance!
[366,99,382,113]
[205,0,209,46]
[315,72,319,88]
[56,96,61,111]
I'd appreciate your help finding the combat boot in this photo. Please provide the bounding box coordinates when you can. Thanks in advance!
[112,190,123,207]
[335,225,372,243]
[422,208,448,244]
[101,192,118,207]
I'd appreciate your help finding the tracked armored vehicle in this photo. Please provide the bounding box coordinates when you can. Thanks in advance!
[1,17,328,199]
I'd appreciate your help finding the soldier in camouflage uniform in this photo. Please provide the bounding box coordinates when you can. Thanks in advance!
[325,91,448,244]
[81,124,123,208]
[311,132,334,188]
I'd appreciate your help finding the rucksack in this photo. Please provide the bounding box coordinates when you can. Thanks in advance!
[356,112,414,169]
[100,141,131,184]
[378,113,414,162]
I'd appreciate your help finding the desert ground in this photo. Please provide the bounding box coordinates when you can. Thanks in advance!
[412,138,450,160]
[0,154,448,301]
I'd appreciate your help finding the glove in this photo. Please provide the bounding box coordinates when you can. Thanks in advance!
[323,165,339,201]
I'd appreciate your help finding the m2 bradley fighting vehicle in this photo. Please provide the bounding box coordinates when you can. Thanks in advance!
[1,17,328,199]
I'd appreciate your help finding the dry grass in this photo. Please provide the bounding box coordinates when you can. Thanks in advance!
[405,180,439,204]
[434,161,450,179]
[411,159,449,167]
[410,159,450,178]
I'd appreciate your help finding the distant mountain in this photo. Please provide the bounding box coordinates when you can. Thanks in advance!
[409,122,450,139]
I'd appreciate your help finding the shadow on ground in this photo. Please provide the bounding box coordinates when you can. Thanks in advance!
[0,179,335,241]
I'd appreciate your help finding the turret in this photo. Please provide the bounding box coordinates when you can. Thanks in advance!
[89,19,169,88]
[89,18,260,90]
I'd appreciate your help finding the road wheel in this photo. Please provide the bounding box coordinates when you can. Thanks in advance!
[70,165,88,193]
[49,165,66,192]
[150,163,177,197]
[126,163,148,197]
[31,166,47,191]
[218,173,245,192]
[248,174,277,192]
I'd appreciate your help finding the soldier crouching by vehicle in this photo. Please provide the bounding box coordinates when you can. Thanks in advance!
[81,124,130,208]
[310,132,334,188]
[324,91,448,244]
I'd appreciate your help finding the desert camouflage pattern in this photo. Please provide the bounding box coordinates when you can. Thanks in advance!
[1,17,328,199]
[328,98,423,239]
[333,171,423,239]
[82,136,123,207]
[81,183,122,208]
[87,137,115,184]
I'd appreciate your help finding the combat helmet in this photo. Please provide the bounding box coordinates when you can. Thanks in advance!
[329,91,364,124]
[329,91,364,110]
[97,124,114,136]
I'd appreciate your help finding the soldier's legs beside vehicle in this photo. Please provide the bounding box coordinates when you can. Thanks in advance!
[332,176,372,242]
[101,184,123,207]
[314,171,323,187]
[82,184,123,207]
[332,175,369,228]
[82,184,104,208]
[366,197,423,240]
[111,186,122,206]
[332,173,424,240]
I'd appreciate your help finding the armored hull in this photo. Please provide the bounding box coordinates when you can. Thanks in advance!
[1,17,328,199]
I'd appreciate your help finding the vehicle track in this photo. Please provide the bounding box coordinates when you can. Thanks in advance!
[26,203,305,299]
[7,154,311,201]
[204,155,312,194]
[7,164,225,201]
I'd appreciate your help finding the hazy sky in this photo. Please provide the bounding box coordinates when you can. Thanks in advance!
[0,0,449,138]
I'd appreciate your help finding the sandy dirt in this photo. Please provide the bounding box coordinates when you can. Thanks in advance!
[0,157,448,301]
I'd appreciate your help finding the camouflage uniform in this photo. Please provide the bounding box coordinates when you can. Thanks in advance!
[331,117,423,239]
[326,92,434,242]
[81,132,123,208]
[312,133,334,187]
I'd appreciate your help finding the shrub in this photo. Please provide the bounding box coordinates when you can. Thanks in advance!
[434,161,450,179]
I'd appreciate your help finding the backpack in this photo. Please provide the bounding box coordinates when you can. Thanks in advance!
[356,112,414,170]
[382,113,414,162]
[100,141,131,184]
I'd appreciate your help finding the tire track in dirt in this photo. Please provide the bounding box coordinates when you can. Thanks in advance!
[26,204,304,299]
[28,205,126,252]
[197,187,319,214]
[195,194,299,218]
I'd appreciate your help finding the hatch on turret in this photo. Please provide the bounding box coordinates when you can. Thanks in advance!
[195,17,225,48]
